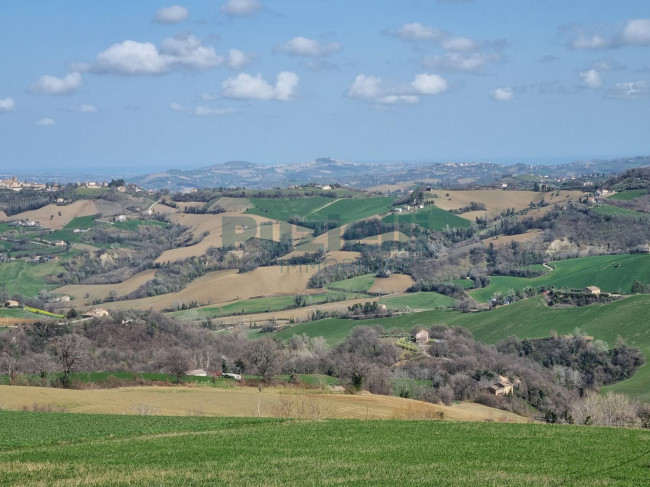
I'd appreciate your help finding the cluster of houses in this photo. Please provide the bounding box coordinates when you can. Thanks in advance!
[0,177,56,192]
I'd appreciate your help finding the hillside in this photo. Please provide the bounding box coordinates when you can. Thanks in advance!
[1,410,648,486]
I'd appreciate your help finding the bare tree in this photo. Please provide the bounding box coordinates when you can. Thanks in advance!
[49,334,91,387]
[246,337,283,383]
[165,347,191,383]
[0,351,21,384]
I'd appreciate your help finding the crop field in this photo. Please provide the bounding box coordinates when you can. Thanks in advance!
[0,411,647,486]
[245,196,334,221]
[382,205,472,230]
[113,219,168,231]
[0,260,64,297]
[608,189,647,200]
[379,292,456,310]
[481,230,543,249]
[592,204,648,217]
[471,253,650,302]
[310,197,393,224]
[368,274,415,294]
[427,189,584,216]
[53,269,158,305]
[8,199,99,230]
[170,291,367,320]
[328,274,376,292]
[0,307,48,321]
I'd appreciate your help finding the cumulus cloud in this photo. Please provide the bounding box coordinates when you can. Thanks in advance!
[83,34,222,75]
[422,52,501,73]
[30,72,82,95]
[222,72,299,101]
[35,118,55,126]
[277,37,341,57]
[347,73,448,105]
[72,104,99,113]
[569,19,650,50]
[606,81,649,99]
[170,102,234,116]
[490,87,514,101]
[221,0,261,16]
[580,69,602,89]
[227,49,255,69]
[395,22,445,41]
[154,5,189,24]
[0,97,14,112]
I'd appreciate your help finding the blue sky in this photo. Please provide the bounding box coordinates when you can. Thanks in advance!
[1,0,649,174]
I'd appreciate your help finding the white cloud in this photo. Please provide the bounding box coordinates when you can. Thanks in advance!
[621,19,650,45]
[580,69,602,89]
[227,49,255,69]
[198,93,218,101]
[569,19,650,50]
[74,104,98,113]
[490,87,514,101]
[85,34,222,75]
[570,34,609,50]
[30,72,82,95]
[0,97,14,112]
[396,22,444,41]
[347,73,447,105]
[35,118,55,126]
[221,0,261,16]
[422,52,501,73]
[222,72,299,101]
[277,37,341,57]
[411,73,448,95]
[606,81,649,99]
[441,36,480,52]
[170,102,234,116]
[154,5,189,24]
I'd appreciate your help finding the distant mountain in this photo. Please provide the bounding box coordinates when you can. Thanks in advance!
[128,156,650,191]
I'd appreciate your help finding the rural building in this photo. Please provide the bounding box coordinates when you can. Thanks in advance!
[185,369,207,377]
[414,330,429,345]
[223,373,242,380]
[488,375,514,396]
[53,240,66,247]
[583,286,601,295]
[82,308,110,318]
[116,215,127,222]
[378,304,388,312]
[5,299,20,308]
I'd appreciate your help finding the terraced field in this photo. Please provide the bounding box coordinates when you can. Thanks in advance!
[0,411,647,486]
[471,253,650,302]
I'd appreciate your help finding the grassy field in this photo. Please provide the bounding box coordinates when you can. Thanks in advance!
[382,205,472,230]
[608,189,647,200]
[592,205,647,217]
[113,219,168,231]
[0,411,647,486]
[0,259,64,296]
[170,292,367,320]
[246,196,393,225]
[379,292,456,310]
[0,307,48,321]
[328,274,376,292]
[471,253,650,302]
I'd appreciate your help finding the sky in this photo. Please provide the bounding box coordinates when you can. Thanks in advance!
[1,0,649,174]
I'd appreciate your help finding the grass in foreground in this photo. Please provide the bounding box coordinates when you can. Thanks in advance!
[0,411,647,486]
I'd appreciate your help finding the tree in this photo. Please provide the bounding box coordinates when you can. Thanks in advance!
[165,347,191,383]
[49,334,91,387]
[0,351,21,384]
[246,337,283,382]
[66,308,78,319]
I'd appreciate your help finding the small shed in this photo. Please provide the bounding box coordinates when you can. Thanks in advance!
[415,330,429,345]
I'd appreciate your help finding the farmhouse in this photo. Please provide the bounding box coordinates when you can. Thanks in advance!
[82,308,110,318]
[5,299,20,308]
[53,240,66,247]
[488,375,514,396]
[116,215,127,222]
[583,286,601,295]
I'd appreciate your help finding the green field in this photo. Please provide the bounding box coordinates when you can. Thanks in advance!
[0,411,648,486]
[592,205,647,217]
[607,189,647,201]
[0,307,48,321]
[471,253,650,302]
[379,292,456,310]
[246,196,393,225]
[453,278,475,289]
[328,274,376,292]
[382,205,472,230]
[0,259,64,296]
[113,219,168,231]
[170,292,367,320]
